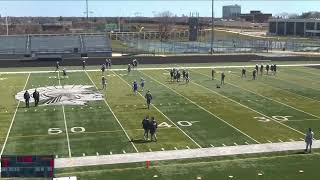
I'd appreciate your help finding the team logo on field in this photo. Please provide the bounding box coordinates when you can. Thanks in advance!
[15,85,103,106]
[0,77,7,81]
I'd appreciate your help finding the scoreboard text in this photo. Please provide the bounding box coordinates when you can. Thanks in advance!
[1,155,54,178]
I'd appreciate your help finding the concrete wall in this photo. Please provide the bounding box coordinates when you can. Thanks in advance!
[0,54,319,68]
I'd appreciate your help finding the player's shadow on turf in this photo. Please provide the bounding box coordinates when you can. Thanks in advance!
[294,151,308,155]
[130,139,149,144]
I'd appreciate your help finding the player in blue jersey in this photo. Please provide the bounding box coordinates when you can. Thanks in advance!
[142,115,150,140]
[133,80,138,94]
[140,78,145,92]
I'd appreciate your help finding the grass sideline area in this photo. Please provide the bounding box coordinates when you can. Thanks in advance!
[1,60,320,72]
[0,61,319,179]
[54,150,320,180]
[3,151,320,179]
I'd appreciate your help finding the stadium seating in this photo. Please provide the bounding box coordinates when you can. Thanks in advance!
[0,34,112,58]
[0,36,27,54]
[82,35,112,53]
[30,35,81,54]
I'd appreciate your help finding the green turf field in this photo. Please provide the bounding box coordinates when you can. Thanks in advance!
[0,62,319,179]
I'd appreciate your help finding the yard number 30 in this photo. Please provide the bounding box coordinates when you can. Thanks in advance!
[255,116,292,122]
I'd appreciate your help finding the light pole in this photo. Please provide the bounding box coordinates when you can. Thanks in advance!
[86,0,89,20]
[2,9,9,36]
[84,0,94,31]
[5,16,9,36]
[83,11,93,31]
[210,0,214,54]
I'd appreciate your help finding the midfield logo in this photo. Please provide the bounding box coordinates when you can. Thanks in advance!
[15,85,104,106]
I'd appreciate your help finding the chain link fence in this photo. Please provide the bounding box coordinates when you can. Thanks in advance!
[110,30,320,55]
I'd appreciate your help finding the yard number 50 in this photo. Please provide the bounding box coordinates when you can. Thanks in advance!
[48,127,85,135]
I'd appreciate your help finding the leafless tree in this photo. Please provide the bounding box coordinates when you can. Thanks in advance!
[300,11,320,18]
[155,11,175,41]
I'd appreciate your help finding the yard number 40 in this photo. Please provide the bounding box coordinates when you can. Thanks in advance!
[158,121,199,128]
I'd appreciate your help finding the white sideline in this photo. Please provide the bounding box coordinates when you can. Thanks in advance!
[55,140,320,169]
[85,71,139,153]
[0,73,30,156]
[0,63,319,74]
[57,72,72,158]
[139,70,260,144]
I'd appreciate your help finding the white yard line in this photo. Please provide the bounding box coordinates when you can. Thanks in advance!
[289,119,320,122]
[85,71,139,153]
[189,78,305,136]
[0,73,30,156]
[280,88,320,104]
[290,68,320,76]
[231,71,320,104]
[55,140,320,168]
[194,70,320,120]
[57,72,72,158]
[274,75,320,92]
[112,71,202,148]
[0,63,319,74]
[139,70,260,144]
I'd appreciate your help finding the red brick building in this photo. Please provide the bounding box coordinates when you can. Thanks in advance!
[239,11,272,23]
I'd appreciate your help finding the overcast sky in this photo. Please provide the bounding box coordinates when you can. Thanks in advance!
[0,1,319,17]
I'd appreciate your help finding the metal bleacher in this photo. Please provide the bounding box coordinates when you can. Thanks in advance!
[30,35,81,54]
[0,34,112,59]
[0,36,28,54]
[82,35,112,53]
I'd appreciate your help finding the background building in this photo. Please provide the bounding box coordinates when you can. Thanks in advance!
[269,18,320,37]
[239,11,272,23]
[222,5,241,19]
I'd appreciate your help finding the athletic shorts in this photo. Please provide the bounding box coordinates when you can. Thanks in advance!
[306,140,313,146]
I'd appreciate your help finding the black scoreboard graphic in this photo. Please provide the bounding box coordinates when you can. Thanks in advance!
[1,155,54,178]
